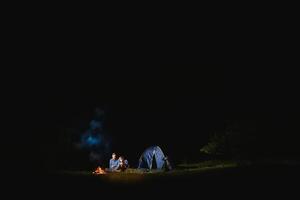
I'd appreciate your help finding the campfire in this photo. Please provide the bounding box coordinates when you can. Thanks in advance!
[93,166,106,174]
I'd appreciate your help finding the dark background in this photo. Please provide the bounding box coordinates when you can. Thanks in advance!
[2,7,299,199]
[10,64,300,173]
[3,13,299,173]
[28,67,225,169]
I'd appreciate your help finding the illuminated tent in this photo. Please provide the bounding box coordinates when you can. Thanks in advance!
[138,146,169,170]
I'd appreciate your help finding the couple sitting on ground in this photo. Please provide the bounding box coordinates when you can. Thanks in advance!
[109,153,129,172]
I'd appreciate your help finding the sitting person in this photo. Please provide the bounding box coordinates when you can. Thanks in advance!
[109,153,119,171]
[116,156,129,171]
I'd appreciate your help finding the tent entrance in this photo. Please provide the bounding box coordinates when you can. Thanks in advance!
[152,155,157,169]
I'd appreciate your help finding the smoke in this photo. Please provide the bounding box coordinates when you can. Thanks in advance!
[76,108,111,165]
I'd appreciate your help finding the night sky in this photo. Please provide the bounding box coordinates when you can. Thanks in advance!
[3,12,300,199]
[39,67,225,168]
[8,65,300,173]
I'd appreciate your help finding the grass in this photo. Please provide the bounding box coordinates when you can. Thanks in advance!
[55,160,240,183]
[177,160,238,169]
[59,160,238,175]
[32,159,300,198]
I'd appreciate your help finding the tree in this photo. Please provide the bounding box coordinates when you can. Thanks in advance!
[200,132,226,155]
[201,120,257,158]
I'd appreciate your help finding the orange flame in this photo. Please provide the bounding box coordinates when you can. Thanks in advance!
[93,166,106,174]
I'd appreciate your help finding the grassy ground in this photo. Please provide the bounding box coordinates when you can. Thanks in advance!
[17,160,299,199]
[56,158,299,181]
[56,160,240,183]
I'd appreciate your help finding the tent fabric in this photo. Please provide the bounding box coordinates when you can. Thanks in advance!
[138,146,166,170]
